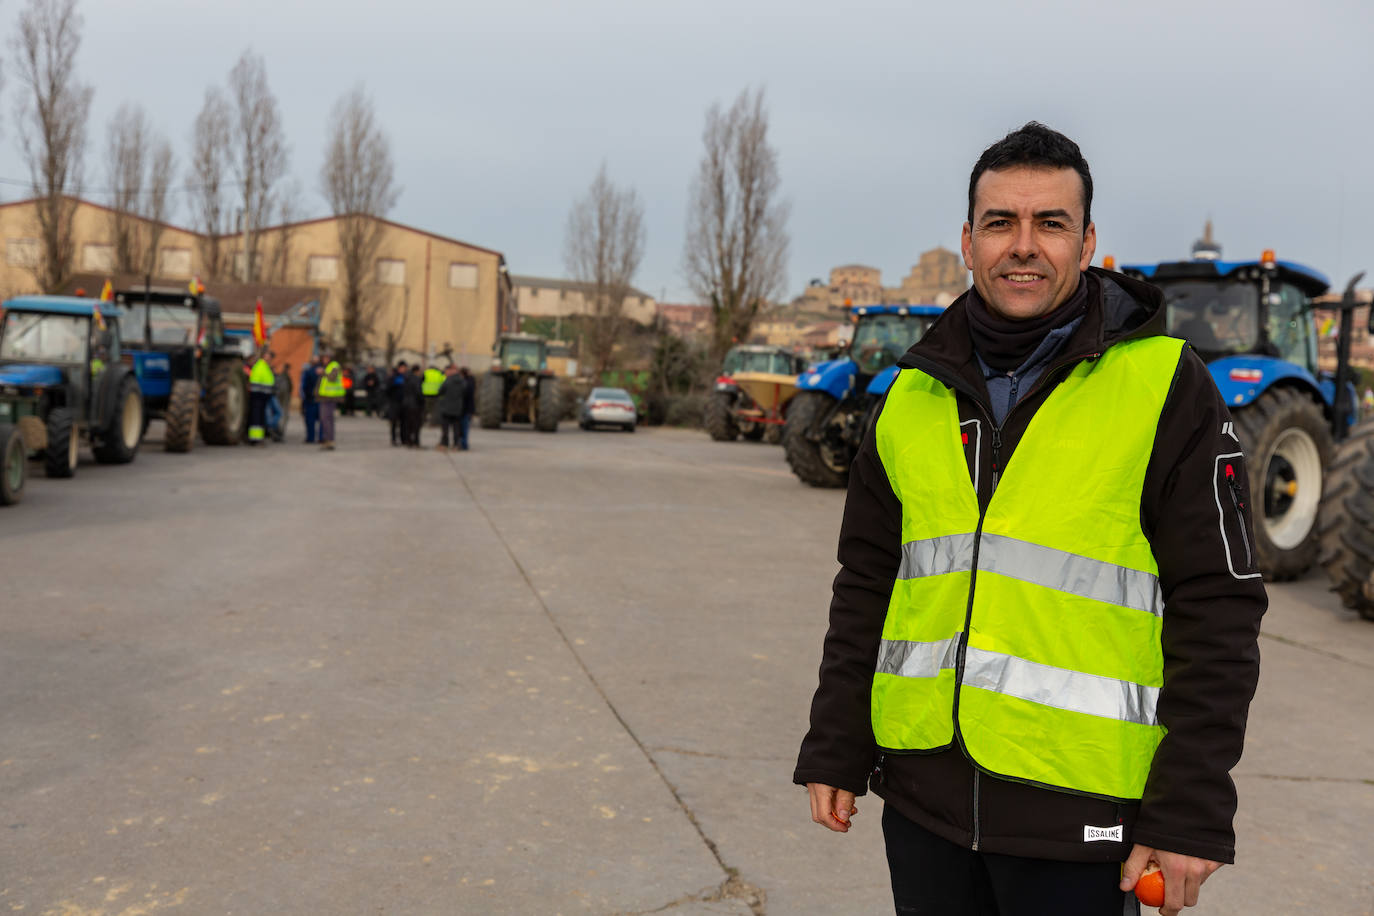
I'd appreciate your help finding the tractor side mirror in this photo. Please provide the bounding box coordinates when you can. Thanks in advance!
[1342,272,1371,334]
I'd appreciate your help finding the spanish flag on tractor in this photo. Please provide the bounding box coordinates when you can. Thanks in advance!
[253,297,266,346]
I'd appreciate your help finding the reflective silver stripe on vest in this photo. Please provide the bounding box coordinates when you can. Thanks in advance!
[897,533,976,580]
[963,646,1159,726]
[876,636,961,679]
[980,533,1162,616]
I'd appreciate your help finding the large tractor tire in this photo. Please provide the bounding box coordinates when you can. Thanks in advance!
[92,373,143,464]
[1318,422,1374,620]
[0,423,25,505]
[477,373,506,429]
[202,358,247,445]
[534,376,560,432]
[704,392,739,441]
[44,407,78,478]
[783,391,850,488]
[1233,387,1333,580]
[164,379,201,453]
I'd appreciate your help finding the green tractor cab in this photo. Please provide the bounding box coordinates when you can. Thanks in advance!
[477,334,562,432]
[0,296,145,505]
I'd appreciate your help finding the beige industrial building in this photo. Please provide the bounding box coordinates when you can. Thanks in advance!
[795,248,968,310]
[512,274,657,327]
[0,196,513,367]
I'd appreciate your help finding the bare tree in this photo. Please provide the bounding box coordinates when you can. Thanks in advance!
[682,87,789,363]
[266,178,303,284]
[11,0,93,292]
[188,87,231,279]
[320,84,399,362]
[227,49,288,283]
[105,103,176,276]
[564,163,646,378]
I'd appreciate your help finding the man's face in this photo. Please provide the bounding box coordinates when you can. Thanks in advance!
[961,165,1096,321]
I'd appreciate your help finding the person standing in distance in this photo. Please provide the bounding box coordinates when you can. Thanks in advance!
[316,349,345,450]
[795,122,1266,916]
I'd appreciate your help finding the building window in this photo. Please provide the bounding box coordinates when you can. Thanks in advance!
[6,238,39,267]
[82,243,116,272]
[448,262,478,289]
[307,255,339,283]
[158,247,192,278]
[376,258,405,286]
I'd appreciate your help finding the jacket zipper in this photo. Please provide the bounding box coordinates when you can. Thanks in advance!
[872,753,886,785]
[1225,463,1253,569]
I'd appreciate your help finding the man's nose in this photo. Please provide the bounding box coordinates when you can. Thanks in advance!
[1010,223,1038,260]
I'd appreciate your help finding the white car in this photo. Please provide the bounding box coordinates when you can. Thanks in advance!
[579,387,638,432]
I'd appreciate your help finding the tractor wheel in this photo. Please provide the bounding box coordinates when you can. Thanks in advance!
[1233,387,1333,580]
[477,373,505,429]
[164,379,201,453]
[783,391,850,488]
[44,407,78,478]
[1318,422,1374,620]
[92,374,143,464]
[202,358,247,445]
[704,392,739,441]
[534,377,560,432]
[0,423,25,505]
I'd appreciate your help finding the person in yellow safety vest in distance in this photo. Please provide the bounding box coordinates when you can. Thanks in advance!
[422,362,445,426]
[795,123,1267,916]
[315,349,345,450]
[247,349,276,445]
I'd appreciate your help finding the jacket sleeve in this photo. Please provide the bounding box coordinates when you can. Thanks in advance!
[793,426,903,795]
[1135,348,1267,863]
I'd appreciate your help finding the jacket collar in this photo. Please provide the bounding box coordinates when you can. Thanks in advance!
[897,267,1167,391]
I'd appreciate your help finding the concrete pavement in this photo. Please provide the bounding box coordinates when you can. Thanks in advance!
[1,417,1370,914]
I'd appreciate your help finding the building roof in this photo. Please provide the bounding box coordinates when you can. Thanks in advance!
[64,272,327,318]
[0,195,507,267]
[511,274,653,300]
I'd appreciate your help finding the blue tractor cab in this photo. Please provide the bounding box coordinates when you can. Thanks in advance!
[0,296,145,503]
[1121,252,1362,579]
[784,304,945,487]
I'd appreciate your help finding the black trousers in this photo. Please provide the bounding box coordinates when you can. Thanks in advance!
[389,402,404,443]
[403,406,423,445]
[882,805,1137,916]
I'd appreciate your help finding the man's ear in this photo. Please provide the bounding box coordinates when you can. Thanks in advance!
[961,222,974,270]
[1079,222,1097,271]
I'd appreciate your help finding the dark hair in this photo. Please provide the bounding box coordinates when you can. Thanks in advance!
[968,122,1092,228]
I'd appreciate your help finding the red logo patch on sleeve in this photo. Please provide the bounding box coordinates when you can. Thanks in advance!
[961,432,969,445]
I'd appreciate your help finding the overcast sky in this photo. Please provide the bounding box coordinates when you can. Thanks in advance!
[4,0,1370,303]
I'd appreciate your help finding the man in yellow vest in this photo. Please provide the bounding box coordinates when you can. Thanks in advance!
[315,349,345,450]
[422,362,445,426]
[795,123,1266,916]
[247,348,276,445]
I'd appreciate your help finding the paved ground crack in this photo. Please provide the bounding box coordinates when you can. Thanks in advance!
[1259,630,1373,669]
[449,457,767,914]
[1238,772,1374,786]
[649,744,792,763]
[617,875,767,915]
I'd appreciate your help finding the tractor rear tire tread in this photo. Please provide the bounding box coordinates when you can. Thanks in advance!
[1318,421,1374,619]
[477,373,505,429]
[202,358,246,445]
[535,377,560,432]
[164,379,200,453]
[704,392,739,442]
[783,391,849,488]
[92,375,143,464]
[43,407,78,478]
[0,423,25,505]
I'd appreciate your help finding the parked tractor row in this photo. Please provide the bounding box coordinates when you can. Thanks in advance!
[0,286,254,506]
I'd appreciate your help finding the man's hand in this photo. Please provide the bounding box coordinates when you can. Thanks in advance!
[1120,843,1222,915]
[806,783,857,833]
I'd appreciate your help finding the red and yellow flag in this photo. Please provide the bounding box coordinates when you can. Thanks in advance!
[253,297,266,346]
[189,276,205,296]
[99,279,113,302]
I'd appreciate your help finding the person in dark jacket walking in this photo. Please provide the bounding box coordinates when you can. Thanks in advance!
[795,123,1266,916]
[435,364,463,451]
[300,354,322,444]
[401,362,425,447]
[363,366,381,417]
[387,361,407,446]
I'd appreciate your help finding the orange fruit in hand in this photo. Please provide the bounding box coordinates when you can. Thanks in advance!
[1133,865,1165,907]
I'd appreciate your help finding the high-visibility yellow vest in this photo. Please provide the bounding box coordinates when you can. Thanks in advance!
[249,358,276,395]
[871,335,1184,801]
[423,367,444,396]
[317,361,344,399]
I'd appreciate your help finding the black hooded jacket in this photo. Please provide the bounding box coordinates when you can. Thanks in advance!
[793,268,1267,864]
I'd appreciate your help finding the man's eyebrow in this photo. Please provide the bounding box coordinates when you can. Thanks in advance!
[976,208,1077,222]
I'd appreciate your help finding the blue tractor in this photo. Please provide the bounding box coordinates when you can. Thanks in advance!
[1122,252,1360,580]
[114,286,248,451]
[783,304,944,487]
[0,296,145,504]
